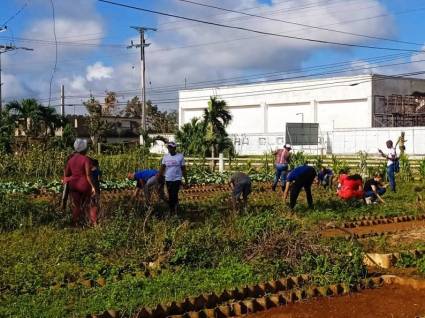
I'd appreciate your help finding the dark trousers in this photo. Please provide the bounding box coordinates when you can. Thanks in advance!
[166,180,181,211]
[387,164,396,192]
[290,168,317,209]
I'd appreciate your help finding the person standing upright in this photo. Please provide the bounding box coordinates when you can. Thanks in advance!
[378,140,397,192]
[64,139,96,226]
[272,144,292,192]
[160,142,188,214]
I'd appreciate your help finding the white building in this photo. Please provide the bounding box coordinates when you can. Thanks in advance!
[179,74,425,155]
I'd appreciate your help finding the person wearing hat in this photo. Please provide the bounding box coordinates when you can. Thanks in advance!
[272,144,292,192]
[127,169,165,206]
[159,142,188,213]
[64,139,97,226]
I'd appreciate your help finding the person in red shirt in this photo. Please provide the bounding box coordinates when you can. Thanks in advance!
[337,173,364,201]
[64,139,96,226]
[272,144,292,192]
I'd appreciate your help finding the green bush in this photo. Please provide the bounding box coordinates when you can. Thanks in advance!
[0,194,59,232]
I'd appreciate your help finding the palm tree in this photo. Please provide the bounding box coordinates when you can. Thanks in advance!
[175,117,207,156]
[38,105,63,137]
[6,99,42,138]
[202,96,232,158]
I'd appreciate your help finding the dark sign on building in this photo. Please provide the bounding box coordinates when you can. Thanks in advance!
[285,123,319,146]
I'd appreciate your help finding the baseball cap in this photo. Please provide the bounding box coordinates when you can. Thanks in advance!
[284,143,292,149]
[167,142,177,148]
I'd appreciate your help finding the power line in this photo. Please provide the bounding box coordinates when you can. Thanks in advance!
[97,0,425,53]
[6,51,411,102]
[0,36,125,48]
[157,0,364,31]
[6,50,422,104]
[176,0,422,47]
[48,0,58,107]
[1,1,29,28]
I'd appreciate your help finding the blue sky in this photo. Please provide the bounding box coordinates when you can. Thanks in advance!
[0,0,424,113]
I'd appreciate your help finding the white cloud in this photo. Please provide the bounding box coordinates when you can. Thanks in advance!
[86,62,113,81]
[2,0,403,111]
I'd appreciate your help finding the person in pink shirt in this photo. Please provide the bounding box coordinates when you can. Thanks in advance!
[272,144,292,192]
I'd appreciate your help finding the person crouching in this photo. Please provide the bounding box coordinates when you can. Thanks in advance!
[364,173,386,204]
[229,172,252,211]
[128,169,165,207]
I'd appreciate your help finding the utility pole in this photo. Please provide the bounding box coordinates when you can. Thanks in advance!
[127,26,156,139]
[0,44,33,112]
[61,85,65,117]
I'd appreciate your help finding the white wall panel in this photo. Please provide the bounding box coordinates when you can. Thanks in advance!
[317,99,369,132]
[227,106,263,134]
[267,103,312,133]
[181,109,204,125]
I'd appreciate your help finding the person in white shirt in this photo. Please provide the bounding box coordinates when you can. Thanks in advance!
[159,142,188,213]
[378,140,397,192]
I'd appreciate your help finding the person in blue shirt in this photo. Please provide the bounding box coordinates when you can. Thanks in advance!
[283,164,317,210]
[128,169,165,206]
[317,166,334,188]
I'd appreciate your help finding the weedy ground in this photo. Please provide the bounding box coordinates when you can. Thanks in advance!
[0,178,424,317]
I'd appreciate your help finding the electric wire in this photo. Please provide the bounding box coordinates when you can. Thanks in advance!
[48,0,58,107]
[0,1,29,28]
[176,0,422,46]
[97,0,425,53]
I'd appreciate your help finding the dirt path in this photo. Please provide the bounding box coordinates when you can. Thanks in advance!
[246,284,425,318]
[322,219,425,237]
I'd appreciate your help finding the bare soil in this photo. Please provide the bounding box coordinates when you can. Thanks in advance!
[246,283,425,318]
[322,219,425,237]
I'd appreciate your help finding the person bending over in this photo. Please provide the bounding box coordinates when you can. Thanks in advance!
[128,169,165,206]
[283,164,317,210]
[317,166,334,188]
[364,173,386,204]
[337,174,364,201]
[229,172,252,211]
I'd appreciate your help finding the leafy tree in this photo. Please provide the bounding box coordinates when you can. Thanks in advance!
[202,96,233,157]
[103,91,118,115]
[175,118,207,156]
[0,110,14,152]
[123,96,142,117]
[123,98,177,133]
[38,105,63,137]
[83,95,109,148]
[6,99,63,142]
[6,99,42,138]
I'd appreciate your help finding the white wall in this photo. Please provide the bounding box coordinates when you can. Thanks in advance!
[267,103,312,133]
[317,99,370,131]
[179,74,374,134]
[227,105,263,133]
[328,127,425,155]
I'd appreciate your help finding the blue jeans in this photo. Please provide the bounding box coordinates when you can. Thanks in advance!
[365,187,386,200]
[272,163,288,191]
[387,164,396,192]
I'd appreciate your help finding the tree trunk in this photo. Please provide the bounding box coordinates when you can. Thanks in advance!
[210,145,216,171]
